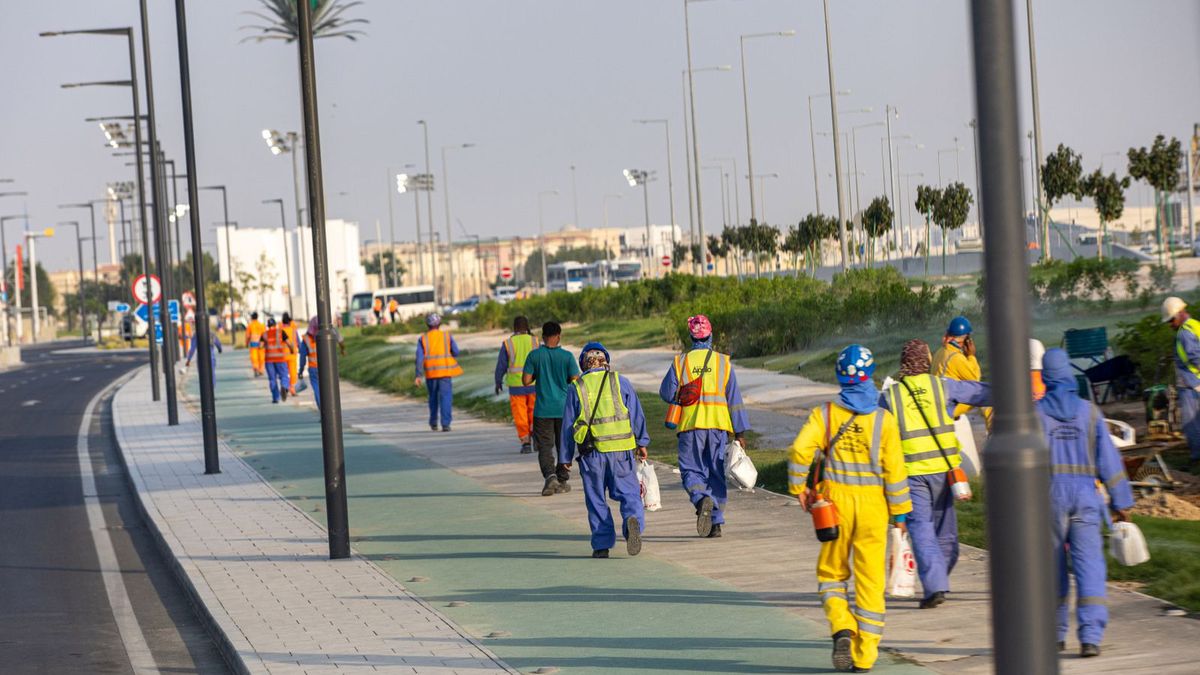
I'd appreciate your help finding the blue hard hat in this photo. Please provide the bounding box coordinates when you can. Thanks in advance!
[836,344,876,384]
[426,313,442,328]
[579,341,610,370]
[947,316,973,337]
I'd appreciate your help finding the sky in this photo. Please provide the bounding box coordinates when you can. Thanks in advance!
[3,0,1199,272]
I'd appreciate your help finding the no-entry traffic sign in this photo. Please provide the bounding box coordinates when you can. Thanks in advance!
[132,274,162,305]
[500,266,513,281]
[181,290,196,309]
[660,255,672,268]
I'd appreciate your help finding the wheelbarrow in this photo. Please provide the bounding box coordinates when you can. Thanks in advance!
[1119,439,1183,499]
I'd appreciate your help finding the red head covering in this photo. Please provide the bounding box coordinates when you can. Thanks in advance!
[687,315,712,340]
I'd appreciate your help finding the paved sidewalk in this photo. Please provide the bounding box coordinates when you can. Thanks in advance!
[113,368,512,674]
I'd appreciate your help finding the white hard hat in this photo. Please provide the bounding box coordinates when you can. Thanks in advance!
[1029,339,1045,371]
[1162,296,1187,323]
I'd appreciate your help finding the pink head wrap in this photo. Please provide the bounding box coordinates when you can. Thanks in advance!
[687,314,712,340]
[307,316,319,337]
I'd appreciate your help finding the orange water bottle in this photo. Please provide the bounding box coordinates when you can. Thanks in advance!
[810,498,840,542]
[664,403,682,430]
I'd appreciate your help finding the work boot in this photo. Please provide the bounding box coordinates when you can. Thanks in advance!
[831,629,853,672]
[541,476,558,497]
[1057,642,1065,652]
[520,442,533,454]
[442,426,451,432]
[281,389,288,402]
[271,399,279,404]
[1080,644,1101,658]
[696,496,715,537]
[555,480,572,494]
[625,516,642,556]
[707,524,723,538]
[430,425,438,432]
[849,668,871,673]
[920,592,946,609]
[592,549,609,559]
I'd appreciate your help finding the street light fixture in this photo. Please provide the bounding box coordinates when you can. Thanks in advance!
[634,119,679,258]
[261,128,309,316]
[624,169,658,276]
[739,30,794,224]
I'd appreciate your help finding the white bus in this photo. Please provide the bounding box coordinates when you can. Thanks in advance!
[547,262,591,293]
[348,284,437,325]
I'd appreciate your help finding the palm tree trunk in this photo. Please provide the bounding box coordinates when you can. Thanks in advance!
[924,216,931,277]
[941,226,947,276]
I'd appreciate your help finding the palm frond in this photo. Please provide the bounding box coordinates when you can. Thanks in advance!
[238,0,369,43]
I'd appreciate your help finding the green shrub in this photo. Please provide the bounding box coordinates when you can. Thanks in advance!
[1113,313,1177,385]
[1027,257,1140,308]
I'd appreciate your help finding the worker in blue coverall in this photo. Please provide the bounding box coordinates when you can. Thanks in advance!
[659,314,751,538]
[878,339,991,609]
[1164,297,1200,466]
[298,315,346,408]
[414,313,462,431]
[185,326,223,389]
[1038,348,1134,659]
[559,342,649,558]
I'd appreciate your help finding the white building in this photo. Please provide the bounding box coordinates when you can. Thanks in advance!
[216,218,366,318]
[619,224,683,262]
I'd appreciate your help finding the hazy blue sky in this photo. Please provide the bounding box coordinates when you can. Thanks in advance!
[4,0,1199,271]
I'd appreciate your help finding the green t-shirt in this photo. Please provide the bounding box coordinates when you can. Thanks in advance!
[523,344,581,418]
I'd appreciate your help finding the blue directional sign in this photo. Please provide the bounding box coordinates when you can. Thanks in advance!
[154,323,164,344]
[114,302,130,314]
[167,299,180,322]
[135,301,181,323]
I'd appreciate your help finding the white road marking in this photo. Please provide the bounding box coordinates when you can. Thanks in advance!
[70,376,84,382]
[77,380,159,674]
[21,400,39,407]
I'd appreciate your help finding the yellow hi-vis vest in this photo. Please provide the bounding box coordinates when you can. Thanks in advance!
[572,370,637,452]
[886,374,960,476]
[673,348,734,433]
[1176,318,1200,379]
[503,333,540,388]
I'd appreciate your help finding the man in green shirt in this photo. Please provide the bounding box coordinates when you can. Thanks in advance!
[523,321,581,496]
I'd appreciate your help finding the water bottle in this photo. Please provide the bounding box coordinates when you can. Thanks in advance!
[810,498,840,542]
[949,466,972,501]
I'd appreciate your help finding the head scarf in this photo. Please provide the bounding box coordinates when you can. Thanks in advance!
[836,344,879,414]
[307,316,319,338]
[579,341,611,371]
[899,339,932,377]
[1039,348,1080,422]
[687,315,712,341]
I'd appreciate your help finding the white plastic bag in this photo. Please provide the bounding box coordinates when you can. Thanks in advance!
[725,440,758,491]
[954,416,981,479]
[295,379,308,393]
[886,527,917,598]
[638,460,662,512]
[1109,521,1150,566]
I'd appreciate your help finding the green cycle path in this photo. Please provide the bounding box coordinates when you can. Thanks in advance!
[187,354,929,674]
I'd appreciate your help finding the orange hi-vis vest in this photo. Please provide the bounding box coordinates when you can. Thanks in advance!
[246,320,266,348]
[388,299,399,313]
[421,329,463,379]
[264,326,291,363]
[373,297,383,312]
[304,334,318,371]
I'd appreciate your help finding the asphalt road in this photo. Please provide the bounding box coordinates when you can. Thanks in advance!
[0,341,227,674]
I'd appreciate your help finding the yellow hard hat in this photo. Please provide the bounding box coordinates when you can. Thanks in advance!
[1162,296,1187,323]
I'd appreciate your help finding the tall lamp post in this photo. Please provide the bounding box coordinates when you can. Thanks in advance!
[263,198,295,316]
[602,193,623,266]
[59,201,102,341]
[624,170,656,275]
[681,66,731,274]
[537,190,559,292]
[738,30,794,223]
[296,0,351,559]
[819,0,849,270]
[0,195,29,346]
[634,119,679,255]
[262,129,309,316]
[200,185,237,346]
[441,143,474,305]
[24,228,54,343]
[683,0,721,276]
[42,26,164,404]
[808,90,850,215]
[56,221,89,337]
[417,120,437,301]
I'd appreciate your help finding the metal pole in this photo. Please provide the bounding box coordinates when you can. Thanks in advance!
[442,146,457,305]
[539,193,548,291]
[682,71,698,274]
[971,119,985,235]
[274,200,294,316]
[386,168,398,285]
[808,95,822,215]
[885,106,900,250]
[136,3,177,420]
[85,203,99,341]
[289,133,309,318]
[1025,0,1048,260]
[297,0,350,560]
[217,187,237,345]
[1187,129,1196,247]
[683,1,707,276]
[419,121,438,302]
[570,165,580,226]
[739,36,757,223]
[412,191,423,285]
[126,28,160,401]
[1,217,15,347]
[971,1,1057,672]
[171,0,218,473]
[374,220,384,285]
[662,123,678,253]
[168,159,182,265]
[822,0,848,270]
[642,179,652,274]
[27,236,39,342]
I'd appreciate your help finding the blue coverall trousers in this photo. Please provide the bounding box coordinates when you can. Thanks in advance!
[308,370,321,407]
[578,450,645,551]
[907,472,959,599]
[426,377,453,429]
[266,361,290,402]
[1179,387,1200,461]
[1051,478,1108,645]
[677,429,728,525]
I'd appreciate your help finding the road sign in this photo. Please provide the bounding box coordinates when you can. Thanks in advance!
[135,301,179,323]
[500,266,513,281]
[108,301,131,313]
[181,291,196,309]
[132,274,162,305]
[661,255,672,268]
[154,322,163,344]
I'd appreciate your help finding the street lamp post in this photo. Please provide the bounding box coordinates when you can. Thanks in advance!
[808,90,850,215]
[738,30,794,224]
[261,130,310,316]
[1025,0,1049,260]
[295,0,350,560]
[624,170,655,275]
[418,120,437,302]
[635,119,679,256]
[0,194,28,346]
[441,143,474,305]
[59,201,101,341]
[24,229,53,343]
[602,194,623,265]
[56,221,88,337]
[968,119,984,234]
[681,66,730,274]
[200,185,236,347]
[537,190,558,292]
[683,0,718,277]
[821,0,849,270]
[263,199,294,316]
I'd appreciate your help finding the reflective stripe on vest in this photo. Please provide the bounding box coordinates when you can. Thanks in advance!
[887,374,960,476]
[503,334,539,388]
[673,349,734,433]
[572,370,637,452]
[264,327,288,362]
[1177,319,1200,379]
[820,406,887,488]
[1051,404,1099,478]
[304,334,318,371]
[421,329,463,378]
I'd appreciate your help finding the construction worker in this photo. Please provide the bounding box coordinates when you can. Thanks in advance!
[263,317,295,403]
[388,297,400,323]
[372,296,383,323]
[559,342,649,559]
[178,316,195,362]
[495,316,540,453]
[185,323,223,389]
[298,315,345,408]
[788,344,911,673]
[522,322,581,496]
[414,313,462,431]
[245,311,266,377]
[1039,348,1133,658]
[1164,296,1200,466]
[932,316,992,425]
[879,339,990,609]
[658,314,749,537]
[281,312,299,396]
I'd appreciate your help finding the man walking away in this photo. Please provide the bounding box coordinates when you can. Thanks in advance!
[1164,296,1200,468]
[388,297,400,324]
[414,313,462,432]
[245,311,266,377]
[789,344,911,673]
[559,342,648,558]
[658,314,749,538]
[1038,348,1133,658]
[495,315,539,453]
[372,296,383,324]
[522,321,580,496]
[879,339,990,609]
[263,317,295,403]
[185,321,223,389]
[282,312,300,396]
[299,315,345,408]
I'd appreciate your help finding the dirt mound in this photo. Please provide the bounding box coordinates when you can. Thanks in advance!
[1134,492,1200,520]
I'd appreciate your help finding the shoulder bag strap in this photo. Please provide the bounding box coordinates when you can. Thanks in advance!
[581,370,611,437]
[899,375,955,471]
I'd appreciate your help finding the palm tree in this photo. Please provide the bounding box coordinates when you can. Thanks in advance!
[240,0,368,43]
